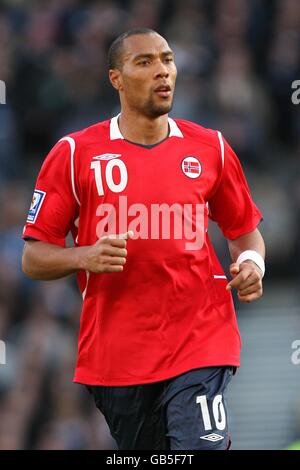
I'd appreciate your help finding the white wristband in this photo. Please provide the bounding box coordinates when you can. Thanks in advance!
[236,250,265,278]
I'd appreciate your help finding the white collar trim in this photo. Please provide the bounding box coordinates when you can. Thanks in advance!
[168,117,184,138]
[110,114,183,140]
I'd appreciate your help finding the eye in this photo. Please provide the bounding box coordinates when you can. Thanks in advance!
[138,59,151,66]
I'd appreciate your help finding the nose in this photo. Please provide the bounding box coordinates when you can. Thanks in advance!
[154,61,169,79]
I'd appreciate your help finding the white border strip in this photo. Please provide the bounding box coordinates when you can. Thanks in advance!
[59,137,80,205]
[213,275,227,279]
[110,114,123,140]
[110,114,184,140]
[82,271,90,300]
[168,117,184,137]
[217,131,225,169]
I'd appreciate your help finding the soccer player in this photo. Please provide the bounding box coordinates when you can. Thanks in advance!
[22,28,265,450]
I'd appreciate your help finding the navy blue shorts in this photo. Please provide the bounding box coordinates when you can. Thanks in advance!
[86,366,235,450]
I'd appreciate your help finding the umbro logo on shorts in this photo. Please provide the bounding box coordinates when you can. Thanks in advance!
[200,433,224,442]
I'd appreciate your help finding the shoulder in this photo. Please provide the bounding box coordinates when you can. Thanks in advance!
[59,119,110,150]
[41,120,110,170]
[173,118,222,150]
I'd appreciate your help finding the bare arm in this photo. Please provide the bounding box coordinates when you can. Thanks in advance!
[22,231,133,281]
[227,228,265,263]
[226,228,265,303]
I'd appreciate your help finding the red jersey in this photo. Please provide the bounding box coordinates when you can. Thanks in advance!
[22,116,262,386]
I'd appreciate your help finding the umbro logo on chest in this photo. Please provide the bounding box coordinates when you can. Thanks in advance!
[93,153,122,160]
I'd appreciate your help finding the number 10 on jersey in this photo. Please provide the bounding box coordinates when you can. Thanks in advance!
[90,159,128,196]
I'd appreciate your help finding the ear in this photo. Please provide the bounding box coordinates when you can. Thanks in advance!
[109,69,123,91]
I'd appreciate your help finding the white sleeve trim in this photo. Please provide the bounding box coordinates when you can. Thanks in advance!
[59,136,80,206]
[217,131,225,169]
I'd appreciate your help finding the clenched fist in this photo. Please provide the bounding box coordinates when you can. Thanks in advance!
[78,231,134,274]
[226,260,263,303]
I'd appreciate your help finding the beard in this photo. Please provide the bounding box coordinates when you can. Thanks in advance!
[143,93,174,118]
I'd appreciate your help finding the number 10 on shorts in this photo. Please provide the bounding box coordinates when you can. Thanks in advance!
[196,395,226,431]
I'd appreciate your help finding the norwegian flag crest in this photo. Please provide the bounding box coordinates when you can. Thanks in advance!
[181,156,202,179]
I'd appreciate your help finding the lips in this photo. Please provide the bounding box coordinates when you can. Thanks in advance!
[154,84,172,97]
[155,84,171,92]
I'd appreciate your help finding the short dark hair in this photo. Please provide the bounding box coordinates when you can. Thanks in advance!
[108,28,158,70]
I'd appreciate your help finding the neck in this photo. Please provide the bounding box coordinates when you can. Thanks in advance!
[118,109,169,145]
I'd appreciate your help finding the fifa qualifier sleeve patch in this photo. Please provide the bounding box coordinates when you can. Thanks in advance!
[26,190,46,223]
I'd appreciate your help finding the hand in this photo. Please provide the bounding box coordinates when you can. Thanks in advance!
[78,231,134,273]
[226,260,263,303]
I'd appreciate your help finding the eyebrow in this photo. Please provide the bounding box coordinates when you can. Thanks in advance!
[133,50,174,61]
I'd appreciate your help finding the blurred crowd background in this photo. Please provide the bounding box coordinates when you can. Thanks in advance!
[0,0,300,450]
